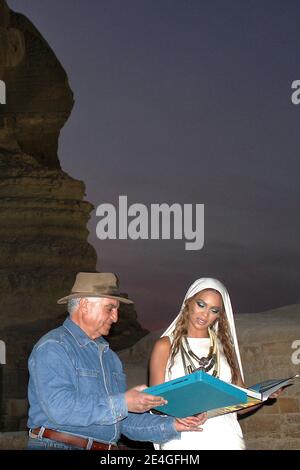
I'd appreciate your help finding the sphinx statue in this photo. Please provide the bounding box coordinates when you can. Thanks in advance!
[0,0,96,327]
[0,1,147,432]
[0,0,97,431]
[0,0,73,165]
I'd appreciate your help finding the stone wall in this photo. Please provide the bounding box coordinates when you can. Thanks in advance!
[0,431,27,450]
[236,305,300,450]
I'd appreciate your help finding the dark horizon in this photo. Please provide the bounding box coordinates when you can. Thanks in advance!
[8,0,300,330]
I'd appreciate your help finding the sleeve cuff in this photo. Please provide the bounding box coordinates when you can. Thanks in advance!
[160,416,181,442]
[109,393,128,422]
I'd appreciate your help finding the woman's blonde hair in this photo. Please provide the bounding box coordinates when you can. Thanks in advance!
[168,289,240,384]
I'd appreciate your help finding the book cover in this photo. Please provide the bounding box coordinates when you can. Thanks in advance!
[144,370,248,418]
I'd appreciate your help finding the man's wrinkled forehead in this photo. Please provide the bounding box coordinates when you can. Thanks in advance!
[86,297,119,307]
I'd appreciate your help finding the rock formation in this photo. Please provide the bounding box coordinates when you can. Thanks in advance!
[0,0,97,430]
[0,0,72,167]
[0,0,96,321]
[0,0,147,431]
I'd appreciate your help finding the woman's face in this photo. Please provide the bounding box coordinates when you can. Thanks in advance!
[187,289,223,337]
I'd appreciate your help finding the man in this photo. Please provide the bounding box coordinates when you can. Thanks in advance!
[27,272,204,450]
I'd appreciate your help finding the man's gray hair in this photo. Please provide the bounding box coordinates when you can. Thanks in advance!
[68,298,81,315]
[68,296,105,315]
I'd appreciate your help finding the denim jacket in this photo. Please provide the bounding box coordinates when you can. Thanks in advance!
[27,317,180,445]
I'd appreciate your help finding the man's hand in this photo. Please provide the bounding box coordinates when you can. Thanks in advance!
[174,412,207,432]
[125,385,168,413]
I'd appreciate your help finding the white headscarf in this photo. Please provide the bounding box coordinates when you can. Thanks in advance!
[162,277,244,381]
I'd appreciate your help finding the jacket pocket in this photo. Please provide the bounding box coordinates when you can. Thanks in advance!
[77,368,99,378]
[76,368,100,394]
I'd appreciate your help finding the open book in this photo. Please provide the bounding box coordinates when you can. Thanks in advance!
[207,373,299,418]
[145,370,299,418]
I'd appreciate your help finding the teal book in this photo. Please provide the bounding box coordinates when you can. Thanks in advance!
[247,374,299,400]
[144,370,248,418]
[207,373,299,418]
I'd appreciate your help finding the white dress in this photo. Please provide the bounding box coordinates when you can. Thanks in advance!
[156,336,245,450]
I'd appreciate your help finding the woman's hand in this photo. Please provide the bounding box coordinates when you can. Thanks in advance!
[174,412,207,432]
[268,388,284,399]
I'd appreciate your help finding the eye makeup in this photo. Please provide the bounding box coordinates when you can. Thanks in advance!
[196,299,221,316]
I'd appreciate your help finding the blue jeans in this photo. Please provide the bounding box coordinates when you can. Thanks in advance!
[27,437,84,450]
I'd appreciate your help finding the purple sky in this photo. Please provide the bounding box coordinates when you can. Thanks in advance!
[8,0,300,330]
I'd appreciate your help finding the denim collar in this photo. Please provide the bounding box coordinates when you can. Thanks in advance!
[63,317,109,350]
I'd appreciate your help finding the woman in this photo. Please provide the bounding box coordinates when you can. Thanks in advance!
[150,277,247,450]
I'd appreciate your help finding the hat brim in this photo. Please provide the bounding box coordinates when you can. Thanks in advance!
[57,292,134,305]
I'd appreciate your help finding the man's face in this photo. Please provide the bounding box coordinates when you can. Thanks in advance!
[81,297,119,339]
